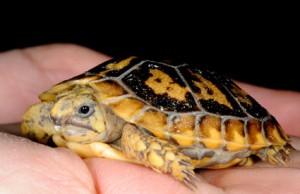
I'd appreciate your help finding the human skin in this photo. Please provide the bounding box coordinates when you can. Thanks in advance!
[0,44,299,194]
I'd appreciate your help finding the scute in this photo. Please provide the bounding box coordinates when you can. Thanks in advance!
[121,60,199,112]
[263,117,289,144]
[86,56,140,77]
[224,119,246,151]
[179,66,247,117]
[246,119,269,149]
[209,71,269,119]
[90,80,128,102]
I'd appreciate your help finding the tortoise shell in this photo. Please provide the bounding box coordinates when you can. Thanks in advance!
[40,56,290,153]
[22,56,292,188]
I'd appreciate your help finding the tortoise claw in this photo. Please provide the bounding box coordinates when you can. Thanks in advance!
[179,160,194,167]
[183,169,199,190]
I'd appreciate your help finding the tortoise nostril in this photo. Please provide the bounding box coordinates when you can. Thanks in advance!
[51,114,71,126]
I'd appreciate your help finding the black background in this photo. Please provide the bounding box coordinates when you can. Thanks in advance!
[1,14,298,92]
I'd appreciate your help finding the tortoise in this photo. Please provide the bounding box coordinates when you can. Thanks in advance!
[22,56,293,189]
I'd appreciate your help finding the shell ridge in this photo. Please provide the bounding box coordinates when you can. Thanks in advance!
[220,117,226,148]
[175,65,204,112]
[109,77,157,110]
[101,94,133,104]
[116,59,145,80]
[129,105,152,123]
[243,118,250,147]
[113,59,172,110]
[209,71,256,118]
[261,119,272,146]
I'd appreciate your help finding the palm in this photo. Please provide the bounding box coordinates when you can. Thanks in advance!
[1,44,299,194]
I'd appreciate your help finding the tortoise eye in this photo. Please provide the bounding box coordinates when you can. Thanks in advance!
[78,105,94,117]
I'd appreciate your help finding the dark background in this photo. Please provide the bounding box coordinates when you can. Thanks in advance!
[1,20,298,92]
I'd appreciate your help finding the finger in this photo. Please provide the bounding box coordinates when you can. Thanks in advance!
[85,158,224,194]
[85,158,189,194]
[0,132,96,193]
[0,44,110,123]
[201,149,300,193]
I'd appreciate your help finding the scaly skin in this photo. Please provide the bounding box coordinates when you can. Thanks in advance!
[121,124,198,188]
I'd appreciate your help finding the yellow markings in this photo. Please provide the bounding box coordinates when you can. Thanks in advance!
[148,151,164,168]
[107,56,136,70]
[129,132,141,142]
[191,71,233,109]
[40,81,77,100]
[264,120,286,145]
[207,158,242,169]
[108,98,146,121]
[145,69,189,101]
[136,140,147,151]
[192,157,213,167]
[239,157,254,167]
[198,115,223,149]
[224,119,246,151]
[198,115,223,148]
[150,131,166,140]
[172,133,195,146]
[39,92,56,101]
[163,146,173,151]
[169,115,195,146]
[90,81,126,101]
[226,143,245,151]
[170,115,195,134]
[40,76,100,101]
[201,139,224,149]
[276,124,289,141]
[247,119,269,149]
[230,85,252,106]
[90,115,106,134]
[150,142,162,150]
[99,56,136,76]
[165,151,175,161]
[135,109,167,139]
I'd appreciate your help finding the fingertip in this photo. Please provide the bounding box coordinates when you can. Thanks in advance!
[85,158,192,194]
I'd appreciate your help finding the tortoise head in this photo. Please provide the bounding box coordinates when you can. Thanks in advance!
[49,88,109,143]
[22,81,125,146]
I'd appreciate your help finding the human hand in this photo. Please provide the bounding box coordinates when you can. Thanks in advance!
[0,44,299,194]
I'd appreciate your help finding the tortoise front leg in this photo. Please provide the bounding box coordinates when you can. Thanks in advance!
[121,124,198,189]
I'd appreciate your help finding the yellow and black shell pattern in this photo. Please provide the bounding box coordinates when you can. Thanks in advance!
[47,56,290,162]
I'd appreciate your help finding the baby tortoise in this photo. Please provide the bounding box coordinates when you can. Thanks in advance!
[22,56,293,189]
